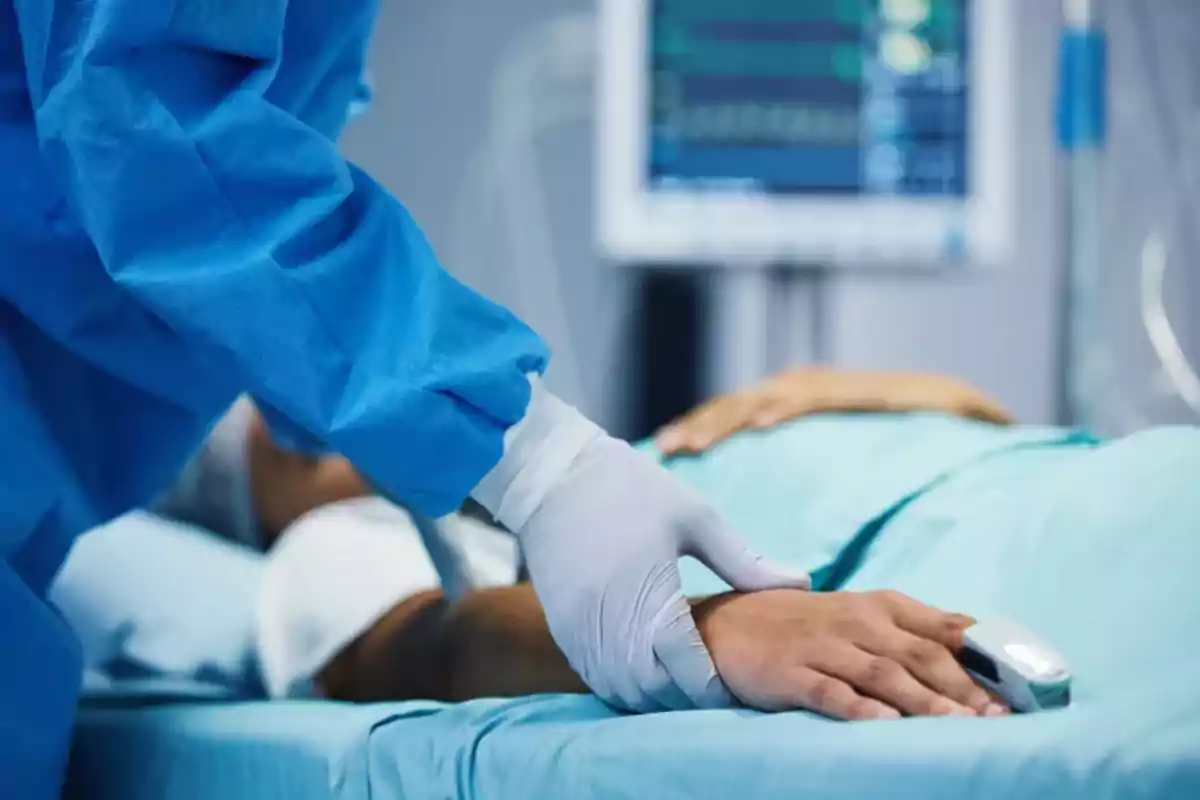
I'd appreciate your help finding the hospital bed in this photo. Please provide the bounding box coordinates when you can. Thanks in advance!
[64,415,1200,799]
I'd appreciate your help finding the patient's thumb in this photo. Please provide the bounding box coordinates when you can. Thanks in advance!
[685,515,811,592]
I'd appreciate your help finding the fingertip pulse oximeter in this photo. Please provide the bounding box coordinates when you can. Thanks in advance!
[958,618,1072,713]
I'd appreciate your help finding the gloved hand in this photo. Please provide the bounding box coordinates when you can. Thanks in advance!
[472,378,810,712]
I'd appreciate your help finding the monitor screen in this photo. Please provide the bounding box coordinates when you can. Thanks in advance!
[647,0,970,197]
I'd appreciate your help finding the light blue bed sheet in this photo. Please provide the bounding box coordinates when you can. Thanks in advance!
[68,416,1200,799]
[68,699,442,800]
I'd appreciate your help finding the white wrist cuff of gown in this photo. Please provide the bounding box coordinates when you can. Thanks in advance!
[470,374,603,532]
[255,496,442,699]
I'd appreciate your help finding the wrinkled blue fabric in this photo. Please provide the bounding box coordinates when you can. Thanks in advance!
[0,0,545,793]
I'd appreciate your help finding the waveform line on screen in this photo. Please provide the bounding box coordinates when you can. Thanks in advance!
[690,20,863,43]
[655,0,963,35]
[656,0,867,25]
[655,39,864,81]
[658,103,860,145]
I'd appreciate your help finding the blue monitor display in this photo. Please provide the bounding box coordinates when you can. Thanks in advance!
[647,0,971,197]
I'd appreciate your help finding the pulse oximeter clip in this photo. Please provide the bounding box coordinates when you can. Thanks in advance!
[957,618,1072,713]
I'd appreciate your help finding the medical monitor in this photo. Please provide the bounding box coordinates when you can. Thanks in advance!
[597,0,1016,267]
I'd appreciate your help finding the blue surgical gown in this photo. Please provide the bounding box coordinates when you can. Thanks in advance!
[0,0,547,794]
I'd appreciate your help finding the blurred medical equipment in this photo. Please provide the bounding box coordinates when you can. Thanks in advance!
[1059,0,1200,433]
[597,0,1015,267]
[1129,0,1200,420]
[960,619,1072,713]
[596,0,1017,394]
[461,1,1019,405]
[1057,0,1107,431]
[465,0,1198,429]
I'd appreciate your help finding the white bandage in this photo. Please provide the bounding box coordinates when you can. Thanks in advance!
[255,497,442,699]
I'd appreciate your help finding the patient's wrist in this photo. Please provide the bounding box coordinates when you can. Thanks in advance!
[690,593,737,643]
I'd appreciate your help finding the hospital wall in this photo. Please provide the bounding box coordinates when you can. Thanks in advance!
[341,0,1200,436]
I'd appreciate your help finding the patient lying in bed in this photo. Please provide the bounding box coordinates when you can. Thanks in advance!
[52,370,1090,720]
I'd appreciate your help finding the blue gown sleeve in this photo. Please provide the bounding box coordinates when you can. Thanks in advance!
[12,0,549,516]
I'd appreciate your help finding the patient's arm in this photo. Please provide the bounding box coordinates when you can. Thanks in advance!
[317,583,1006,720]
[317,585,586,702]
[246,403,1005,719]
[656,368,1012,456]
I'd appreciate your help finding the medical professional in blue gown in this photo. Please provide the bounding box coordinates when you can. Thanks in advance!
[0,2,810,794]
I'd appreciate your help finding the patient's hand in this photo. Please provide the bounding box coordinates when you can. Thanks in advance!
[656,368,1012,456]
[694,589,1008,720]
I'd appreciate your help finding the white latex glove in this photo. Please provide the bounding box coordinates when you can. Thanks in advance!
[472,377,810,712]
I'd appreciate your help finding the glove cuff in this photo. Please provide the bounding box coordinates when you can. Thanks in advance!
[470,375,602,532]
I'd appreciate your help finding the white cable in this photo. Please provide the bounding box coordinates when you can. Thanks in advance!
[1125,0,1200,420]
[1139,232,1200,414]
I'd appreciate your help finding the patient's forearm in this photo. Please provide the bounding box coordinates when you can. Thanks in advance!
[315,583,995,721]
[440,585,588,699]
[316,584,586,703]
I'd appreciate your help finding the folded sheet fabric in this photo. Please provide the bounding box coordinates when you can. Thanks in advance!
[638,413,1093,594]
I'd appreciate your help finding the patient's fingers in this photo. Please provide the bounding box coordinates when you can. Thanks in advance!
[695,395,764,449]
[957,392,1014,426]
[865,593,1007,715]
[654,401,723,454]
[657,394,764,455]
[864,629,1000,716]
[874,590,974,650]
[749,397,807,429]
[813,641,976,718]
[786,667,900,721]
